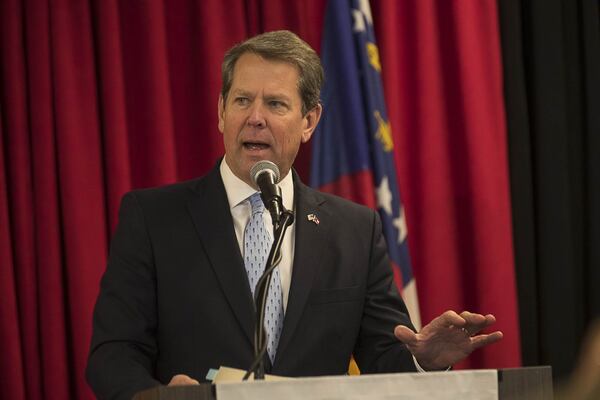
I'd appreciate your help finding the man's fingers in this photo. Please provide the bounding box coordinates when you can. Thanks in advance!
[394,324,418,345]
[460,312,497,336]
[438,310,466,327]
[168,374,200,386]
[460,311,484,324]
[483,314,497,327]
[471,331,504,350]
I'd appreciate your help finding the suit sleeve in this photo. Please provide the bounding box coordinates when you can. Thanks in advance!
[353,210,418,373]
[86,192,161,400]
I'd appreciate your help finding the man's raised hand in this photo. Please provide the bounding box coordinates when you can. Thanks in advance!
[394,310,503,370]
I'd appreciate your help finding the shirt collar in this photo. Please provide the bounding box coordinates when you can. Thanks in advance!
[220,158,294,211]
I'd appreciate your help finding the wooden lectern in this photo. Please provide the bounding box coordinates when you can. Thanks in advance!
[133,366,552,400]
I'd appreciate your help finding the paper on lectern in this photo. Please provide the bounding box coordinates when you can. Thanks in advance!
[211,366,292,383]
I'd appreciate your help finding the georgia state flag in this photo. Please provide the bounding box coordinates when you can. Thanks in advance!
[311,0,421,329]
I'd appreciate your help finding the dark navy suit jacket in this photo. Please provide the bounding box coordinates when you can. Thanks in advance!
[86,164,416,400]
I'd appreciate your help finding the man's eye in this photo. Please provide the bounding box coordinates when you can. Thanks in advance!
[235,97,249,105]
[269,100,285,108]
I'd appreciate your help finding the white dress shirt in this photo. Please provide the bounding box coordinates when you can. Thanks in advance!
[219,158,295,311]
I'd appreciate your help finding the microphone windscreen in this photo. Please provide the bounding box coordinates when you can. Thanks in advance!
[250,160,280,186]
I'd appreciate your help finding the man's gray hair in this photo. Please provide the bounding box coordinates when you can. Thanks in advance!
[221,30,323,115]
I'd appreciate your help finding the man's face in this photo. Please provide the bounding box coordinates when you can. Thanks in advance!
[218,53,322,187]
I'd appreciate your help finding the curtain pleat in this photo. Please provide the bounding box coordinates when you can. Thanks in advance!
[1,0,44,398]
[91,0,132,233]
[27,1,71,398]
[47,1,107,398]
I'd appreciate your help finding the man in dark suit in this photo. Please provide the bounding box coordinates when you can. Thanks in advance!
[86,30,502,400]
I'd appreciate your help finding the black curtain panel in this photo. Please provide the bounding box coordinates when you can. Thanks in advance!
[498,0,600,380]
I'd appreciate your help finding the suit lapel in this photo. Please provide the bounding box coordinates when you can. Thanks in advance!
[186,166,255,347]
[275,179,331,363]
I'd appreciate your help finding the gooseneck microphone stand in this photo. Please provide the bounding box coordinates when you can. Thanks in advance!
[243,207,294,381]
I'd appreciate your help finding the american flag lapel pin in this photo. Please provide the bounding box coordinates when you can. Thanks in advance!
[307,213,320,225]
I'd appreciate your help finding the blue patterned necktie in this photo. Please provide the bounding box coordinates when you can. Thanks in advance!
[244,193,284,364]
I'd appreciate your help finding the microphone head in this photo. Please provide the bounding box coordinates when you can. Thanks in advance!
[250,160,281,187]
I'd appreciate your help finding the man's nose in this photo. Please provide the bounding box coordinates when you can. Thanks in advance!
[247,102,266,128]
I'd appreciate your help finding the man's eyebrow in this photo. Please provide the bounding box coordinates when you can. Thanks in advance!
[264,93,292,102]
[230,89,292,103]
[231,89,252,97]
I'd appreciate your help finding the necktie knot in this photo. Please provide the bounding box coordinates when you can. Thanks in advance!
[249,193,264,215]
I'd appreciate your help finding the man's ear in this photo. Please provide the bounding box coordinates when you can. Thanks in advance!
[218,95,225,133]
[301,103,323,143]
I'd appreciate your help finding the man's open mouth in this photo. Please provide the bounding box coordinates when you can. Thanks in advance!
[243,142,270,150]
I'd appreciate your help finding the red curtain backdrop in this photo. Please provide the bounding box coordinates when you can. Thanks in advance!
[0,1,519,399]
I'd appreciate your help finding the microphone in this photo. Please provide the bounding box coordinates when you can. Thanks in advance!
[250,160,282,227]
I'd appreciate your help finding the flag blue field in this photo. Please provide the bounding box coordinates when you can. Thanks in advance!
[311,0,421,329]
